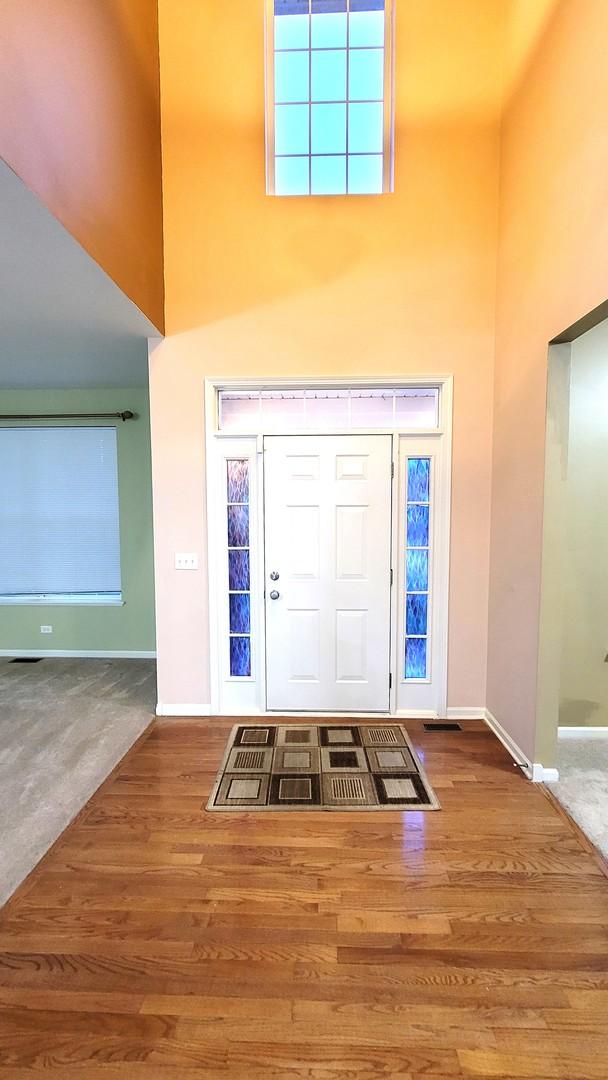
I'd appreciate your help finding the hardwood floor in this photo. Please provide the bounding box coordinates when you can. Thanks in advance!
[0,717,606,1078]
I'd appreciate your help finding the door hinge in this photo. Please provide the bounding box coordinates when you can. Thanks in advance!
[390,568,393,587]
[391,462,395,479]
[389,673,392,689]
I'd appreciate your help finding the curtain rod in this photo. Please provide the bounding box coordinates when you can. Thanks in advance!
[0,411,135,422]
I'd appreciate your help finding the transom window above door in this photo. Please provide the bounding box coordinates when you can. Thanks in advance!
[266,0,394,196]
[217,386,439,433]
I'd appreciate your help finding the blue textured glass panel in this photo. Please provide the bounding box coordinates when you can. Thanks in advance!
[348,153,383,194]
[350,0,385,10]
[275,104,309,155]
[275,156,310,196]
[406,594,428,635]
[407,504,429,547]
[275,12,309,50]
[230,636,251,677]
[348,102,383,153]
[349,48,384,100]
[349,10,385,47]
[405,637,427,680]
[227,505,249,548]
[311,11,347,48]
[408,457,430,503]
[311,155,346,194]
[227,460,249,504]
[311,103,346,154]
[229,593,251,634]
[311,49,347,101]
[228,549,250,591]
[406,549,429,592]
[275,50,310,103]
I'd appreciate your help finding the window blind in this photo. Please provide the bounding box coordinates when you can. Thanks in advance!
[0,427,122,598]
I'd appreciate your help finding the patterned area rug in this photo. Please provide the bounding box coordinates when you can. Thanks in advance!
[207,724,440,812]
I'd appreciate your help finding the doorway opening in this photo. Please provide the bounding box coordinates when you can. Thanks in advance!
[537,314,608,858]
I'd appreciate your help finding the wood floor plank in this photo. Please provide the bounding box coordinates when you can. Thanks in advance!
[0,716,605,1078]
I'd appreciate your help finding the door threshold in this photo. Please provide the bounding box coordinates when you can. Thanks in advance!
[265,711,393,719]
[213,708,442,717]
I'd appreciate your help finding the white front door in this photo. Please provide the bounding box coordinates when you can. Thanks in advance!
[264,434,393,712]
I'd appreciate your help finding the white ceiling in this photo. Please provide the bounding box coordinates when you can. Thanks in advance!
[0,158,160,389]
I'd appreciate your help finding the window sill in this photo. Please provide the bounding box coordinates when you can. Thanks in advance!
[0,594,124,607]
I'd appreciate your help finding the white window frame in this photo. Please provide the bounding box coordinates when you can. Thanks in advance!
[205,376,452,718]
[265,0,395,196]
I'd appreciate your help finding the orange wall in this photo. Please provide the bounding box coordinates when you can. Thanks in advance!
[488,0,608,760]
[0,0,164,330]
[150,0,500,710]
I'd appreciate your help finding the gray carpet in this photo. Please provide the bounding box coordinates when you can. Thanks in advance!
[0,658,156,907]
[548,734,608,860]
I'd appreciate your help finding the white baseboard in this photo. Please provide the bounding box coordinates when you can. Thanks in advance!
[530,762,560,782]
[157,706,484,721]
[395,709,439,719]
[0,649,156,659]
[483,708,559,783]
[156,703,212,717]
[396,708,486,721]
[559,726,608,738]
[446,707,487,720]
[484,707,531,772]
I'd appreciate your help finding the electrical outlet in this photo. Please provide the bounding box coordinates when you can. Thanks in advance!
[40,625,53,634]
[175,552,198,570]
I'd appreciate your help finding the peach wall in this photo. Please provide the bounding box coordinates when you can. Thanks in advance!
[0,0,164,330]
[150,0,500,711]
[488,0,608,761]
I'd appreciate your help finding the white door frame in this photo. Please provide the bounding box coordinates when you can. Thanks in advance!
[205,375,453,718]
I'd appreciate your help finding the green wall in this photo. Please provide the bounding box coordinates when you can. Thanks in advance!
[0,388,155,654]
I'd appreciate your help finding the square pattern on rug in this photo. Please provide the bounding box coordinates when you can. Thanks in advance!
[207,724,440,811]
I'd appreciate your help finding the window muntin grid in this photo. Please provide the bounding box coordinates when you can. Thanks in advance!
[268,0,392,196]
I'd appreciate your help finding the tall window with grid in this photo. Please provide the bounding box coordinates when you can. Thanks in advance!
[267,0,393,196]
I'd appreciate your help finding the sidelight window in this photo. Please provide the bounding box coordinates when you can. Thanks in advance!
[226,459,252,676]
[404,456,431,680]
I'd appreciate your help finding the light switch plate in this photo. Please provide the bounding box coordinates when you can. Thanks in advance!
[175,552,198,570]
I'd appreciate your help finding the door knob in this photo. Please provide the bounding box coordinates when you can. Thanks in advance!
[270,571,279,581]
[269,590,280,600]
